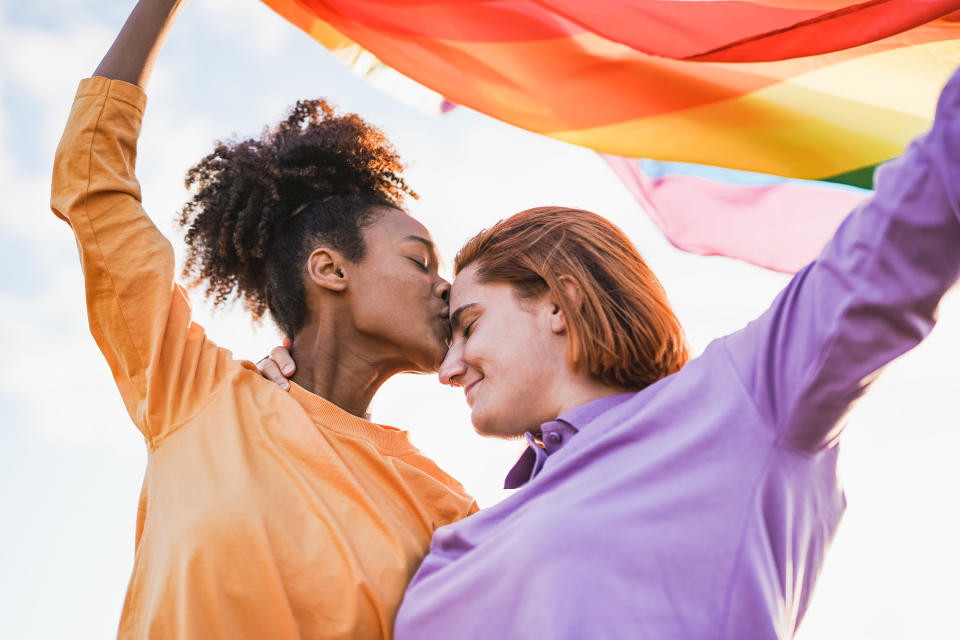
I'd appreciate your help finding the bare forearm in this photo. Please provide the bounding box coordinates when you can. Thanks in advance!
[93,0,187,88]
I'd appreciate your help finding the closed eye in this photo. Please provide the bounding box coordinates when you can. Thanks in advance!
[408,257,429,272]
[463,319,477,338]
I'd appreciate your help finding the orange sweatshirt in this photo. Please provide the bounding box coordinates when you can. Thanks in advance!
[50,77,476,639]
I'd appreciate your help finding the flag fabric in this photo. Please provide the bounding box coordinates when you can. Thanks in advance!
[511,0,960,62]
[602,155,871,273]
[261,0,960,184]
[260,1,960,271]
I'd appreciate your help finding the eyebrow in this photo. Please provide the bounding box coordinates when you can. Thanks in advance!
[449,303,478,334]
[404,235,440,263]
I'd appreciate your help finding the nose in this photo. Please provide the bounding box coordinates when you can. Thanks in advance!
[435,278,451,304]
[438,341,466,386]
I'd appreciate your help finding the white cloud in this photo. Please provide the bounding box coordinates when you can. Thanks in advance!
[0,21,112,103]
[196,0,292,57]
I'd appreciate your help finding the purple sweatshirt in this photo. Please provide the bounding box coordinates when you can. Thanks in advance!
[394,68,960,639]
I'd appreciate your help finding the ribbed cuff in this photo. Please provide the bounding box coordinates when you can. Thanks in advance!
[76,76,147,113]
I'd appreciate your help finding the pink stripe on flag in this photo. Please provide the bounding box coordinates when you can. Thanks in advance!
[602,155,871,273]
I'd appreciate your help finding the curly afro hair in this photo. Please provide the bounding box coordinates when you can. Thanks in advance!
[177,99,416,337]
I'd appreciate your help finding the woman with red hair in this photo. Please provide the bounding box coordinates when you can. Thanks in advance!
[261,69,960,640]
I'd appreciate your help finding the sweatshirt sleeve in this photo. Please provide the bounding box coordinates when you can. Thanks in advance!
[50,77,233,447]
[722,67,960,454]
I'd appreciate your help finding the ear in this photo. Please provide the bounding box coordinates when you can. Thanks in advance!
[306,247,349,292]
[547,275,584,335]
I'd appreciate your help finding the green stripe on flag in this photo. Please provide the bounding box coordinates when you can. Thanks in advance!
[823,164,877,190]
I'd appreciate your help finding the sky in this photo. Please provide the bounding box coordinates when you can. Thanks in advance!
[1,1,958,638]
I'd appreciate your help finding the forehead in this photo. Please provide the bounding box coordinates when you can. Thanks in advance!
[450,263,511,308]
[367,206,432,242]
[450,263,482,306]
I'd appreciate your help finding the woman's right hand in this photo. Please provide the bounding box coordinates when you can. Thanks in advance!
[257,337,297,391]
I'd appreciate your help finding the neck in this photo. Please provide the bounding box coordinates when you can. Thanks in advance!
[289,320,408,419]
[552,374,635,418]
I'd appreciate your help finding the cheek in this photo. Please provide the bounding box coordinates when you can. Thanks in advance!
[351,286,420,346]
[390,269,435,308]
[506,324,554,373]
[357,269,427,317]
[480,333,562,426]
[468,332,542,406]
[452,290,571,433]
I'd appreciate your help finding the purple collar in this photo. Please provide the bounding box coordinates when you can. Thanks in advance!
[503,392,635,489]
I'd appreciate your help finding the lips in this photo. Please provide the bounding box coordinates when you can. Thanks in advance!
[464,379,481,407]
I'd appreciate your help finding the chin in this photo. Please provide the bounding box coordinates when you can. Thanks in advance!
[426,340,449,371]
[423,346,446,372]
[471,409,525,440]
[403,339,445,374]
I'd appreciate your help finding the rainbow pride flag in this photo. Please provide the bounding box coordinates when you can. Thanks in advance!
[602,156,871,272]
[262,0,960,185]
[261,1,960,271]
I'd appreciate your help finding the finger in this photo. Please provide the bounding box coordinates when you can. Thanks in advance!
[270,345,296,377]
[282,336,292,349]
[258,358,290,390]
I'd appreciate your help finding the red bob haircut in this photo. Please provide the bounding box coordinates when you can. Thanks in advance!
[454,206,690,390]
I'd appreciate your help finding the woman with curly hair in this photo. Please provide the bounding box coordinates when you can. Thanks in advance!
[50,0,474,637]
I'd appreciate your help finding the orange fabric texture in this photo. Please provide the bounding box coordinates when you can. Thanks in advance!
[50,77,476,639]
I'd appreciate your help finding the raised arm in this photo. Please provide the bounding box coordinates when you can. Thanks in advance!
[94,0,186,87]
[51,0,231,446]
[723,67,960,453]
